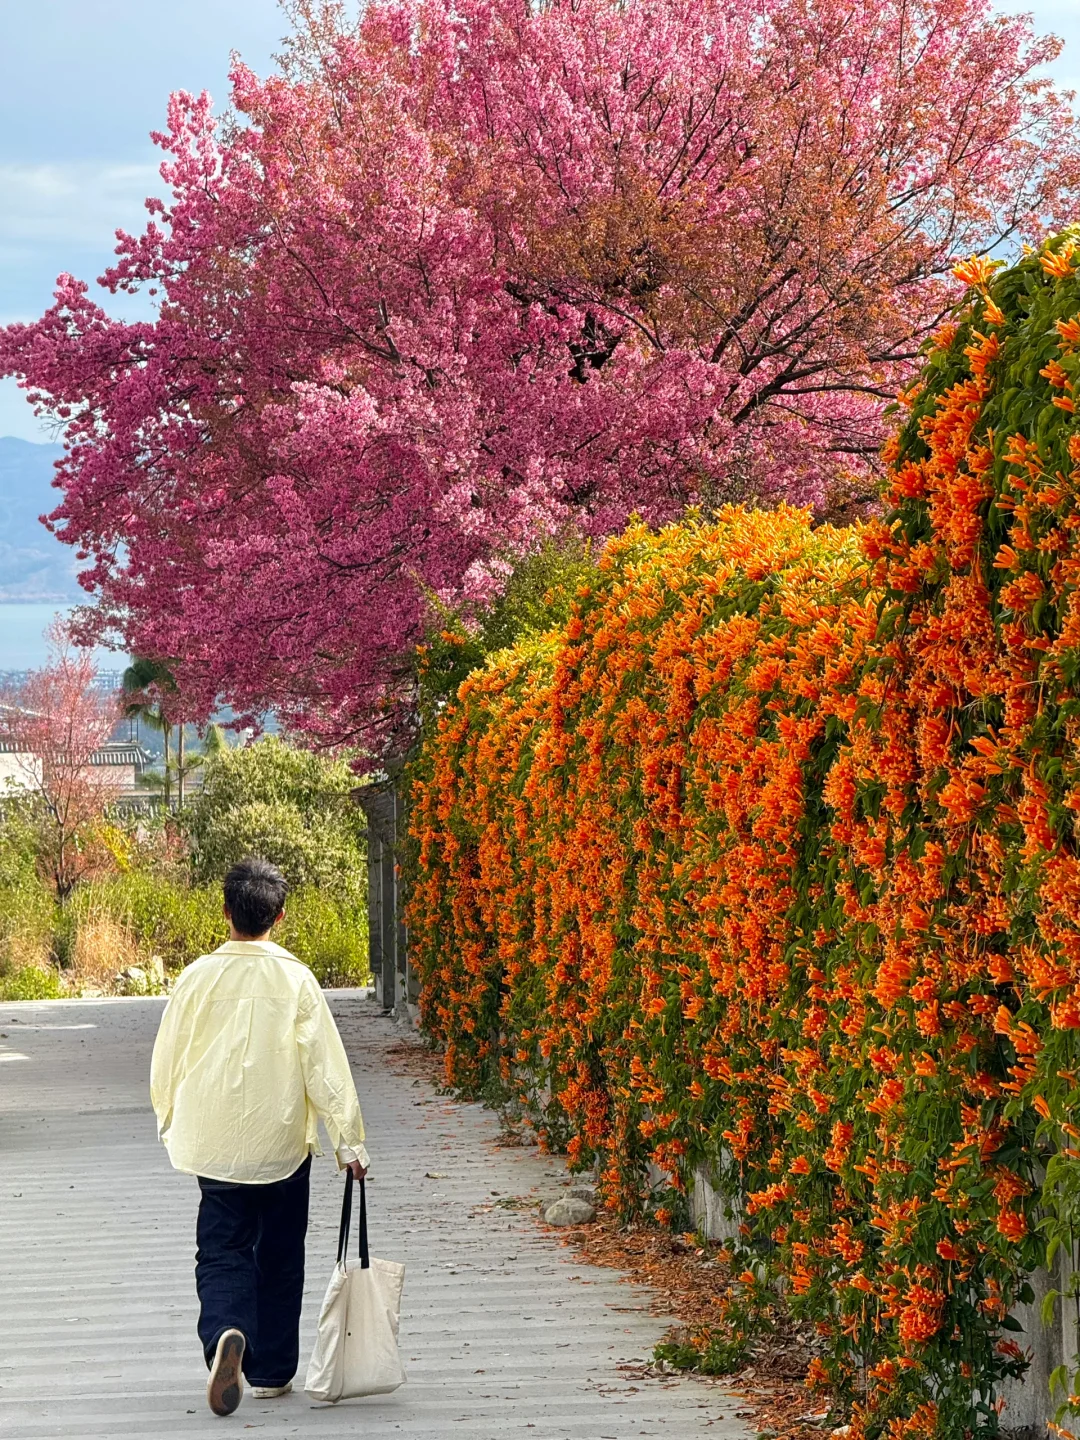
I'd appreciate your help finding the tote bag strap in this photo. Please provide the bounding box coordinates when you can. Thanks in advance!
[336,1170,371,1271]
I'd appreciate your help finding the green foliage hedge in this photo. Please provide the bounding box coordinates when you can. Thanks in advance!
[187,736,366,902]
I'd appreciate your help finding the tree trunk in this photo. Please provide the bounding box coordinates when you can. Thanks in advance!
[54,830,75,904]
[163,724,172,809]
[177,725,185,810]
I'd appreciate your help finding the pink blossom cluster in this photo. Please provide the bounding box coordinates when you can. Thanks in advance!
[3,0,1078,746]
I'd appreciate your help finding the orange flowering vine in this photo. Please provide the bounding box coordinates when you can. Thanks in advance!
[406,230,1080,1437]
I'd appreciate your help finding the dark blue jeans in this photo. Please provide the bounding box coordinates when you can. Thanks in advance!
[195,1155,311,1387]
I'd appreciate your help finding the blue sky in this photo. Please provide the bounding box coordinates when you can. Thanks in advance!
[0,0,284,440]
[1,0,1079,442]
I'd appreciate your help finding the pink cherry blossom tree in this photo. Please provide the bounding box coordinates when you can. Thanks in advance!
[3,0,1079,749]
[0,630,121,898]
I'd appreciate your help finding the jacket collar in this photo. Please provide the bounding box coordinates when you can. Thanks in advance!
[214,938,294,958]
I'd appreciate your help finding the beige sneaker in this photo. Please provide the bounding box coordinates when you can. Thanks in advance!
[207,1329,246,1417]
[252,1383,292,1399]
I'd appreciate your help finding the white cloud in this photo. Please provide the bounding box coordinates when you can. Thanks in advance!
[0,160,161,253]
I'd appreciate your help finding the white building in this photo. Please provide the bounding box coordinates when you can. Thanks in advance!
[89,741,154,797]
[0,744,43,794]
[0,738,152,799]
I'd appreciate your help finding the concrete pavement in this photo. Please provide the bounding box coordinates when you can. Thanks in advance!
[0,991,753,1440]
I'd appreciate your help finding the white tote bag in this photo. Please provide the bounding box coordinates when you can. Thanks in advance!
[305,1172,406,1403]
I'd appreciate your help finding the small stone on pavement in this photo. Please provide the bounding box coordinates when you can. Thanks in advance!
[544,1195,596,1226]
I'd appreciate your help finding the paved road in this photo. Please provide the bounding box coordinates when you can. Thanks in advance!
[0,992,751,1440]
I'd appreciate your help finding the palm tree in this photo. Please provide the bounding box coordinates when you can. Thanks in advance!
[121,658,177,807]
[202,722,228,757]
[173,724,227,797]
[137,721,228,805]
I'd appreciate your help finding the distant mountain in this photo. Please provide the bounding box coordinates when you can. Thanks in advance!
[0,436,81,602]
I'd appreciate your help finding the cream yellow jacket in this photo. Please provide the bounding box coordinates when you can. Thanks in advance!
[150,939,369,1184]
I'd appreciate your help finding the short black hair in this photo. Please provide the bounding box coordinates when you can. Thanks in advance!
[223,857,288,937]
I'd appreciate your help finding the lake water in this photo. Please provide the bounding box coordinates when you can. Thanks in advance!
[0,603,127,672]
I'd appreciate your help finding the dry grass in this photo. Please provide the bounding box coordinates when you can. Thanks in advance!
[0,929,52,973]
[68,910,144,991]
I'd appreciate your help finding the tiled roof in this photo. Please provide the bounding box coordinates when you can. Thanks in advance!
[89,743,154,767]
[0,741,152,765]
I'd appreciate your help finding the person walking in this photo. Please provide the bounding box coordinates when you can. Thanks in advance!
[150,856,370,1417]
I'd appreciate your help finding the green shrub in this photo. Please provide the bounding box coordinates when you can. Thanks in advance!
[0,811,59,977]
[277,888,369,988]
[0,963,63,1002]
[0,877,57,970]
[56,874,367,987]
[193,798,356,896]
[0,803,44,886]
[186,737,367,903]
[418,534,596,727]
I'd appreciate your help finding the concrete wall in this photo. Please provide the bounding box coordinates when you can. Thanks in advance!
[357,779,418,1020]
[996,1242,1080,1435]
[688,1163,744,1245]
[0,753,137,798]
[0,751,41,792]
[94,763,135,795]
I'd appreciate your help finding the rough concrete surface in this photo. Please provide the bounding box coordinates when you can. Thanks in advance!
[0,991,753,1440]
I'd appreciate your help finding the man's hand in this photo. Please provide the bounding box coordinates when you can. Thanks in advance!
[346,1159,368,1180]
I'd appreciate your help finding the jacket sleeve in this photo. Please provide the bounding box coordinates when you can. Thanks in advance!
[149,988,183,1139]
[296,979,369,1167]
